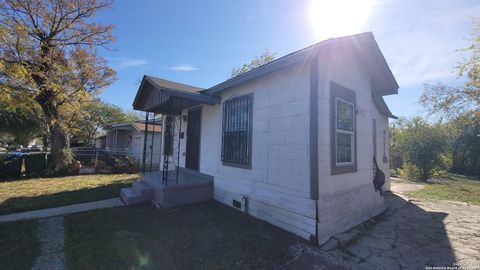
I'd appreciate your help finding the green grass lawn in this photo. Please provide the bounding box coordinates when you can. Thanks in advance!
[65,201,300,270]
[0,174,138,215]
[408,174,480,205]
[0,219,39,270]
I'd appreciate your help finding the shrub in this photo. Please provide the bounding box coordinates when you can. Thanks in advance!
[398,162,422,180]
[392,117,449,181]
[399,164,449,181]
[111,155,139,174]
[431,168,449,179]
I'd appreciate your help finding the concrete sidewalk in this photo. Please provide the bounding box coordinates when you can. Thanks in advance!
[0,198,125,222]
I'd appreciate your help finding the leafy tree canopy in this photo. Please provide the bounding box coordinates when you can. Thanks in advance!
[416,18,480,177]
[71,101,141,146]
[420,18,480,119]
[231,49,276,78]
[0,107,42,145]
[391,117,449,181]
[0,0,116,170]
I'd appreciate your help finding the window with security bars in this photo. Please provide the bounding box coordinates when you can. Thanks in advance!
[221,94,253,168]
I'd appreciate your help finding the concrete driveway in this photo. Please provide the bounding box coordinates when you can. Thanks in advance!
[335,177,480,269]
[389,176,426,195]
[279,177,480,270]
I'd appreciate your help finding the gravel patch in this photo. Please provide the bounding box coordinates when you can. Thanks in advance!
[32,216,65,270]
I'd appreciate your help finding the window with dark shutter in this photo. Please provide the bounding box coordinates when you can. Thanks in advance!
[335,98,355,164]
[383,130,388,163]
[372,119,377,158]
[221,94,253,168]
[330,82,357,175]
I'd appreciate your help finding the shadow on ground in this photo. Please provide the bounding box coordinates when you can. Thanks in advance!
[280,192,459,270]
[332,192,456,269]
[0,219,39,270]
[64,200,303,270]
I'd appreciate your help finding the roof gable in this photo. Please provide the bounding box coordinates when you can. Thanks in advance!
[131,33,398,118]
[132,75,219,113]
[203,32,398,97]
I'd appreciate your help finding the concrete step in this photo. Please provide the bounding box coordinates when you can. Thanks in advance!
[145,178,163,189]
[120,187,145,205]
[132,181,154,200]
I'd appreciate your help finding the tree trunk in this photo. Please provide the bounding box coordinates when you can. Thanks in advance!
[38,99,72,172]
[33,42,72,171]
[42,131,49,150]
[49,121,72,171]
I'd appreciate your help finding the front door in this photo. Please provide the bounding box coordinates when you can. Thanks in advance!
[186,108,201,170]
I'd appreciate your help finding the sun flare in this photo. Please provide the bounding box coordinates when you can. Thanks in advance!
[310,0,375,40]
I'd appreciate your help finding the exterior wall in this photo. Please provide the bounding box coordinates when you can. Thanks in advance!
[315,43,388,244]
[106,127,162,169]
[160,115,186,171]
[373,108,390,191]
[106,129,132,150]
[95,137,106,149]
[156,44,392,243]
[131,129,162,169]
[181,63,317,240]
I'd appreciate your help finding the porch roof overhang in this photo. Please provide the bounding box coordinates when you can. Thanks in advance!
[372,91,398,119]
[132,75,220,115]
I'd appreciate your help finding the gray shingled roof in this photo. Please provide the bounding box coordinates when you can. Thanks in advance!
[133,32,398,118]
[145,75,204,93]
[203,32,398,97]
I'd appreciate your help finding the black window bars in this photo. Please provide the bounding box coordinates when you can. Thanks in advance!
[221,94,253,168]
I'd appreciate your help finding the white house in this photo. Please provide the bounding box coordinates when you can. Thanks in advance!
[97,121,162,169]
[123,32,398,245]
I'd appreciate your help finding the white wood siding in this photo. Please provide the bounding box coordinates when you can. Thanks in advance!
[315,42,388,244]
[177,63,318,239]
[131,130,162,169]
[161,43,391,243]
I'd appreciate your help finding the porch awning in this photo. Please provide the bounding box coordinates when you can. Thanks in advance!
[372,91,397,119]
[132,75,220,115]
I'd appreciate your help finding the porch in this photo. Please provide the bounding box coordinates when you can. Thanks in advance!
[120,75,218,208]
[120,168,213,208]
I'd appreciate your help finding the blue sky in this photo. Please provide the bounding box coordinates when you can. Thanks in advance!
[96,0,480,118]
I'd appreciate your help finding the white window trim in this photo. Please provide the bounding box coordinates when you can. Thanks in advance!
[335,98,355,166]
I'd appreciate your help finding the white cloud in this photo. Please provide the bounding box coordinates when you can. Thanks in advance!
[369,1,480,86]
[120,58,148,68]
[169,64,198,72]
[107,57,148,69]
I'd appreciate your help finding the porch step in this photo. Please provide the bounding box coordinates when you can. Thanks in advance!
[120,181,155,206]
[120,187,145,205]
[132,181,155,200]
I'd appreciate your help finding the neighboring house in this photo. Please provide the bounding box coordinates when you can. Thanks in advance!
[94,135,107,149]
[97,121,162,168]
[128,32,397,245]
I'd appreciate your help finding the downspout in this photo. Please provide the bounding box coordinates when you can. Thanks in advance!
[309,55,320,245]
